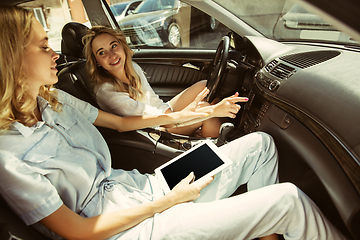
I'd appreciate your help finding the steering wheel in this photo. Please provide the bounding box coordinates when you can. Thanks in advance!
[206,36,230,103]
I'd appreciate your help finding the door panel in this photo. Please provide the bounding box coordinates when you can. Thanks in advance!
[133,49,215,100]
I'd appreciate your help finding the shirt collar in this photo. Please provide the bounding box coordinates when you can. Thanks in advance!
[37,95,50,113]
[11,96,50,138]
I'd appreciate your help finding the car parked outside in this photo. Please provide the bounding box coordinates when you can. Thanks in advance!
[109,0,142,22]
[118,0,218,47]
[83,0,142,28]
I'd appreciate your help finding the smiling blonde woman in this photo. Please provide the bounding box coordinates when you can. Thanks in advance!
[83,26,248,137]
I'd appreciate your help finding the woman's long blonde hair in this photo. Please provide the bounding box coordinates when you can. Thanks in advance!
[83,26,143,100]
[0,5,61,130]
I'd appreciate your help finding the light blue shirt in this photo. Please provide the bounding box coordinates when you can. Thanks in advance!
[0,90,160,239]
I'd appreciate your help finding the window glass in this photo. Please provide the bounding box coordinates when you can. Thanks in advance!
[19,0,89,52]
[118,0,230,49]
[214,0,358,46]
[18,0,230,52]
[110,3,128,16]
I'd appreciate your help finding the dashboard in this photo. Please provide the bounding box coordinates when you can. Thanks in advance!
[228,33,360,238]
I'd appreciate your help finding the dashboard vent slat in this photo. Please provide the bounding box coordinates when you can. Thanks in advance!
[265,60,278,72]
[280,50,341,69]
[270,63,295,79]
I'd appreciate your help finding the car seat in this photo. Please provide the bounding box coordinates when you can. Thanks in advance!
[0,195,51,239]
[56,22,99,108]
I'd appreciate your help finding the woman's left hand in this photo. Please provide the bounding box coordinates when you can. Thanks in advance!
[166,172,214,204]
[183,87,210,113]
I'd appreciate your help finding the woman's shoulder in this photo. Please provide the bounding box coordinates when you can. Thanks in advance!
[132,61,141,71]
[53,88,82,103]
[132,62,145,77]
[94,81,116,93]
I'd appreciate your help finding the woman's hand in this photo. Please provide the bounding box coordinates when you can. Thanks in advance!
[183,87,210,112]
[169,88,210,126]
[166,172,214,204]
[211,92,248,118]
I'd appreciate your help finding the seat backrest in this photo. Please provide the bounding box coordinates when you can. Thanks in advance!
[56,59,100,108]
[55,22,100,108]
[0,195,51,240]
[61,22,88,59]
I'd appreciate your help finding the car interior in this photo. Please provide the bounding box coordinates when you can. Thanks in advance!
[0,0,360,239]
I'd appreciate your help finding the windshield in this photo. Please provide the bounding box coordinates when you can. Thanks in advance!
[135,0,177,13]
[214,0,359,46]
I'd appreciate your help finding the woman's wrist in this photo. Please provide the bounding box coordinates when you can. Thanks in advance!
[196,105,215,117]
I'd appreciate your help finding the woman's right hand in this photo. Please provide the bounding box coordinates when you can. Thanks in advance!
[166,172,214,204]
[169,88,210,126]
[211,92,248,118]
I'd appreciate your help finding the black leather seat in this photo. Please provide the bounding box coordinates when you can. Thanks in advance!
[56,22,99,108]
[0,195,51,240]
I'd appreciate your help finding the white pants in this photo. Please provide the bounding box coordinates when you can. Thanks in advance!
[119,132,346,240]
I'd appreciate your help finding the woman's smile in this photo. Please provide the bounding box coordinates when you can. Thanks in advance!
[92,33,127,78]
[110,58,120,66]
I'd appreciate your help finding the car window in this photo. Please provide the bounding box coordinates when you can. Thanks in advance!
[110,3,128,16]
[18,0,230,52]
[214,0,359,46]
[134,0,177,13]
[18,0,90,53]
[128,1,142,12]
[119,0,230,49]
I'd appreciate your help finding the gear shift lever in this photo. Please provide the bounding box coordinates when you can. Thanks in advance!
[214,122,234,147]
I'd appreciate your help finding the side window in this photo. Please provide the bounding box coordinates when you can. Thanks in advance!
[32,7,48,31]
[118,0,230,49]
[18,0,230,52]
[19,0,89,53]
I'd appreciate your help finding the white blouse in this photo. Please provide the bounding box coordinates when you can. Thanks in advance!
[94,62,171,117]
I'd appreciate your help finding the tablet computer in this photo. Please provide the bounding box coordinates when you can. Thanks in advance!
[154,140,232,194]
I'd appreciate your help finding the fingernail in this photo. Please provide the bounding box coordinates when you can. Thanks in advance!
[204,113,209,117]
[235,92,239,95]
[244,98,249,101]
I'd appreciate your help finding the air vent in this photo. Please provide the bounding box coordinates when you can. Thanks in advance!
[270,63,295,79]
[280,50,340,69]
[265,60,278,72]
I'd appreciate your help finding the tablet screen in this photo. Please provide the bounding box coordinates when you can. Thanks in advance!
[159,143,224,190]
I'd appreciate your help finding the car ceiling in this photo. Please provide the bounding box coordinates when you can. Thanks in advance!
[0,0,32,5]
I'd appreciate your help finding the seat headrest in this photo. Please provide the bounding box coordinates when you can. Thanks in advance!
[61,22,89,59]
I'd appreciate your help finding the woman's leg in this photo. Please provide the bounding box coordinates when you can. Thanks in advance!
[195,132,279,202]
[169,80,207,112]
[150,183,346,240]
[166,103,222,137]
[167,80,222,137]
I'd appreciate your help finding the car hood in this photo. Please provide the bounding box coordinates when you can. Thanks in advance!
[118,10,176,28]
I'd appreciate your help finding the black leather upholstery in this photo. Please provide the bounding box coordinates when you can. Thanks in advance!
[61,22,89,58]
[56,22,100,108]
[0,195,50,240]
[56,59,99,108]
[138,63,208,102]
[139,63,208,86]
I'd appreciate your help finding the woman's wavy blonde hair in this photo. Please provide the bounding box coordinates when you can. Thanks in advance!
[83,26,143,100]
[0,5,61,130]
